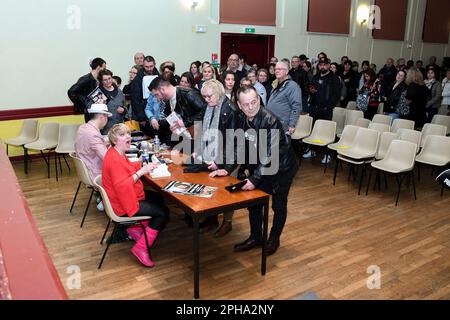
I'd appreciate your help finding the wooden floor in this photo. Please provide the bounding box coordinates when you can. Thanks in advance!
[13,156,450,300]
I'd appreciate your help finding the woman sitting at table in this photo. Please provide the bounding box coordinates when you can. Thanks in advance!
[102,123,170,267]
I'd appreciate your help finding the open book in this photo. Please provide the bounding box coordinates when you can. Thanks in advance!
[162,181,217,198]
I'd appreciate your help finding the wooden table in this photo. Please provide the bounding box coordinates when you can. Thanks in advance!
[142,156,270,299]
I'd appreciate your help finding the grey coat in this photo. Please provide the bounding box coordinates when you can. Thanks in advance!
[87,88,126,134]
[266,78,302,132]
[426,81,443,110]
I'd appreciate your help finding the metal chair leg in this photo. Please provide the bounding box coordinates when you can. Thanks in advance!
[98,223,118,269]
[358,165,366,196]
[395,174,404,206]
[69,181,81,213]
[80,188,94,228]
[54,151,58,182]
[411,170,417,200]
[333,157,339,186]
[58,153,63,174]
[366,167,373,196]
[6,144,8,156]
[100,220,111,244]
[62,154,71,171]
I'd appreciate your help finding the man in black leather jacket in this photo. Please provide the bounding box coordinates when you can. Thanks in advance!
[150,76,206,145]
[210,86,299,256]
[68,57,106,122]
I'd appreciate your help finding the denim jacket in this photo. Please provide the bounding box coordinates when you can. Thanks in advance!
[144,93,166,121]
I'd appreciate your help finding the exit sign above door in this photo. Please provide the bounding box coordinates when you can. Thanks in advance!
[244,27,255,33]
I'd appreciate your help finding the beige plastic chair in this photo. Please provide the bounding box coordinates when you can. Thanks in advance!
[397,129,422,154]
[69,152,97,228]
[416,135,450,167]
[24,122,59,178]
[368,140,417,206]
[355,118,371,128]
[376,102,384,115]
[291,115,313,140]
[328,125,359,152]
[368,122,391,133]
[346,101,357,110]
[372,114,392,126]
[431,115,450,136]
[344,110,364,127]
[332,107,346,137]
[420,123,447,148]
[375,132,398,160]
[54,124,80,181]
[303,120,336,172]
[391,118,415,133]
[333,128,380,195]
[93,175,151,269]
[4,119,38,157]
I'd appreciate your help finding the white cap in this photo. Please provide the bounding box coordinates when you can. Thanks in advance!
[88,104,112,117]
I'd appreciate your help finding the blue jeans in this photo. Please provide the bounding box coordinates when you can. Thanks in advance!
[385,112,399,121]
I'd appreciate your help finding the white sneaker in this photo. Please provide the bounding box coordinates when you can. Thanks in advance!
[321,155,331,164]
[97,201,104,212]
[96,196,102,204]
[303,150,316,159]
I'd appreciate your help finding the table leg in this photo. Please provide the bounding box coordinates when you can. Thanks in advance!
[193,214,200,299]
[261,199,269,276]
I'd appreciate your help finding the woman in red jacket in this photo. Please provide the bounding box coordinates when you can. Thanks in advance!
[102,123,169,267]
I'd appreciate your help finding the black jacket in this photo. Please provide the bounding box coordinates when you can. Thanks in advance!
[310,71,341,110]
[67,73,98,114]
[130,68,159,121]
[384,81,407,113]
[165,87,207,128]
[235,107,298,187]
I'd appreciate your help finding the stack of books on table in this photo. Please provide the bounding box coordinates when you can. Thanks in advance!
[162,181,217,198]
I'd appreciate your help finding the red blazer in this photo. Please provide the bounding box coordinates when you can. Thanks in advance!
[102,147,144,217]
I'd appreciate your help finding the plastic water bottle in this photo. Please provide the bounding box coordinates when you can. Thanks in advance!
[153,135,160,153]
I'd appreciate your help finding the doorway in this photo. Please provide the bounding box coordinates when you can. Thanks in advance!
[220,33,275,69]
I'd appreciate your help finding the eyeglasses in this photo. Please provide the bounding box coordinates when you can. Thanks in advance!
[202,93,215,100]
[274,68,288,71]
[240,100,258,108]
[129,71,137,75]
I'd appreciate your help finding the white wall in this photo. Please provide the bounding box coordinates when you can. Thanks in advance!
[0,0,448,110]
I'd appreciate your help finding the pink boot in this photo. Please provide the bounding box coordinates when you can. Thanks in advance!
[131,227,159,268]
[127,221,149,242]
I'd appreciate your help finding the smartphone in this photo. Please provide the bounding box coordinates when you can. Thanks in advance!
[225,180,247,193]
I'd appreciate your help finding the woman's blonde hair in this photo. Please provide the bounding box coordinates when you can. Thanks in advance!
[108,123,130,146]
[202,65,216,80]
[201,79,225,100]
[406,67,424,86]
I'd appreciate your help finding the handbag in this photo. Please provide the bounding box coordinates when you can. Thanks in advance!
[356,88,369,112]
[396,90,409,117]
[124,119,140,131]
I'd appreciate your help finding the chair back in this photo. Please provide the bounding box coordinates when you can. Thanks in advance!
[344,110,364,126]
[383,140,417,170]
[332,107,346,136]
[309,120,336,143]
[431,114,450,134]
[346,101,357,110]
[291,115,313,140]
[69,152,94,187]
[368,122,391,133]
[351,128,380,157]
[38,122,60,147]
[372,114,392,125]
[375,132,398,160]
[21,119,39,141]
[420,123,447,147]
[397,129,422,153]
[329,125,359,151]
[56,124,80,153]
[93,175,122,223]
[355,118,370,128]
[391,118,414,133]
[417,135,450,165]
